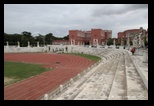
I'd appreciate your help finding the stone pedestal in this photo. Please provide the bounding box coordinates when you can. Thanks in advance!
[97,45,100,48]
[60,85,63,93]
[112,45,116,49]
[105,45,108,49]
[119,46,124,49]
[143,50,148,63]
[44,94,49,100]
[70,78,74,84]
[78,74,81,78]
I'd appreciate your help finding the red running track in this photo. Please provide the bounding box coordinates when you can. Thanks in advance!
[4,53,94,100]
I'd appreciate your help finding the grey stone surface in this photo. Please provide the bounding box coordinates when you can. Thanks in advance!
[47,49,148,100]
[129,53,148,90]
[4,45,148,100]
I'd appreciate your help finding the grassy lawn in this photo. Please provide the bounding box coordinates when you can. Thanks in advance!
[65,53,101,62]
[4,61,51,86]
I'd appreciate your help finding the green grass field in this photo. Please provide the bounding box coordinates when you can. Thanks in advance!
[4,53,100,86]
[4,61,51,86]
[65,53,101,62]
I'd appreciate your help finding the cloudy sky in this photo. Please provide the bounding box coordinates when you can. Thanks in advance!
[4,4,148,38]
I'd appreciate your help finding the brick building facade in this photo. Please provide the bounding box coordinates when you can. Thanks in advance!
[69,29,112,46]
[117,28,146,43]
[52,40,69,45]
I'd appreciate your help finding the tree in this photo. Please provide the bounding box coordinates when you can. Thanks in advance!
[116,42,120,46]
[144,38,148,46]
[63,35,69,40]
[4,31,70,46]
[35,34,45,46]
[4,33,22,45]
[21,31,34,47]
[45,33,54,44]
[107,38,113,46]
[124,39,127,45]
[22,31,32,38]
[130,41,133,46]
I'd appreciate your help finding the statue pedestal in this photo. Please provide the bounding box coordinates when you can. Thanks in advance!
[97,45,100,48]
[119,46,124,49]
[112,45,116,49]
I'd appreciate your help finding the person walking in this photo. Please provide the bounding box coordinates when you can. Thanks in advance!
[131,47,135,55]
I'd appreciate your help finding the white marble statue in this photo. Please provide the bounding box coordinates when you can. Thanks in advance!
[113,39,115,46]
[121,37,124,46]
[37,41,39,47]
[127,37,130,46]
[6,41,9,46]
[17,41,20,47]
[28,41,30,47]
[139,35,142,47]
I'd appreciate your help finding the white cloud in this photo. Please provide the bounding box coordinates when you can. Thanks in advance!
[4,4,148,38]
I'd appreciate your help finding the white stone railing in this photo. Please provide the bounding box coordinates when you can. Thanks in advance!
[143,49,148,63]
[4,46,48,53]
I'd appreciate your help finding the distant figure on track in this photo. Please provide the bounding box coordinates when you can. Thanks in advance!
[65,46,68,52]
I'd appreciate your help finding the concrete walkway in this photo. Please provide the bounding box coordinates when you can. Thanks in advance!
[127,51,148,90]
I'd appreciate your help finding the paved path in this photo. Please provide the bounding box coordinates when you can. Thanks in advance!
[4,53,94,100]
[128,51,148,90]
